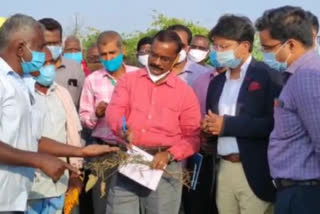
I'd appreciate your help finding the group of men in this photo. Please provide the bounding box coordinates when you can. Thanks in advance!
[0,5,319,214]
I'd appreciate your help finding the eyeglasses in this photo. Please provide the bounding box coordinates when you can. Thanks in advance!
[260,42,282,52]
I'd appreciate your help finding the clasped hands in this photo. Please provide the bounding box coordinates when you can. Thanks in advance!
[201,110,224,136]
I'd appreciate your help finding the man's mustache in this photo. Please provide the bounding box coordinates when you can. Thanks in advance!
[149,64,163,71]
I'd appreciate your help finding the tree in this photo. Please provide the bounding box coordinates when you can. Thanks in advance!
[81,27,100,50]
[81,11,263,65]
[122,11,210,65]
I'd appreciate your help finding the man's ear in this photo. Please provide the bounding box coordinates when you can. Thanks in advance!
[121,46,126,56]
[16,39,25,58]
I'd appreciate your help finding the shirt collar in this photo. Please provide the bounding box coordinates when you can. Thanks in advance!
[287,50,316,74]
[35,82,57,96]
[0,57,17,76]
[102,64,129,77]
[139,68,176,88]
[225,55,252,80]
[181,60,194,74]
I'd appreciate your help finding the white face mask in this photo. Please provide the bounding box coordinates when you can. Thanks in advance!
[187,49,209,63]
[177,49,187,63]
[138,54,149,67]
[146,64,170,83]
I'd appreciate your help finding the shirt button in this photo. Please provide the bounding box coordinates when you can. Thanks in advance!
[148,115,152,119]
[141,129,146,133]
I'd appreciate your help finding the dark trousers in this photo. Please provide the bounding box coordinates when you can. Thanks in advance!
[182,155,219,214]
[79,128,94,214]
[275,185,320,214]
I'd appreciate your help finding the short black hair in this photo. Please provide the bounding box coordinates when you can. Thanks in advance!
[167,24,192,45]
[137,36,153,52]
[209,15,255,52]
[153,30,182,54]
[306,11,319,33]
[38,18,62,39]
[255,6,313,48]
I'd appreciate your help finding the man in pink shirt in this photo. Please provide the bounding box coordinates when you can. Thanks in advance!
[105,30,201,214]
[79,31,138,214]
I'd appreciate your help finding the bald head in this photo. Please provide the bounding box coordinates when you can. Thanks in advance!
[64,35,81,53]
[97,31,123,48]
[0,14,43,53]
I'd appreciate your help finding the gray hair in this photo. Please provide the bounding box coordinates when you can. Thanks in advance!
[97,31,123,48]
[0,14,42,53]
[63,35,82,49]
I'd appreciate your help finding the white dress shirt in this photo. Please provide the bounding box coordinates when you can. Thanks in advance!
[28,83,69,200]
[0,58,39,211]
[217,56,252,156]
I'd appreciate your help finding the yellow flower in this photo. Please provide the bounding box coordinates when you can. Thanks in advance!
[64,188,80,214]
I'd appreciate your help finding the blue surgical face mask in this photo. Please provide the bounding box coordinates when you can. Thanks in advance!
[209,51,221,68]
[64,52,83,63]
[47,45,62,61]
[262,52,287,72]
[216,49,241,69]
[100,54,123,72]
[262,42,289,72]
[35,65,56,86]
[21,46,46,74]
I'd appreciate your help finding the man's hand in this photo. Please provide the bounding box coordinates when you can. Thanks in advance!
[67,171,83,193]
[95,101,108,118]
[151,151,170,170]
[36,154,79,182]
[120,127,134,150]
[201,117,210,133]
[81,144,119,157]
[206,110,224,136]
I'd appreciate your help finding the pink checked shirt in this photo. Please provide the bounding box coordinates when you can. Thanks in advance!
[79,65,138,142]
[106,68,201,160]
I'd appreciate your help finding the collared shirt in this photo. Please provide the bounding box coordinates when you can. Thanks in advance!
[28,83,69,199]
[192,70,216,117]
[56,57,85,107]
[177,60,211,85]
[106,68,201,160]
[0,58,38,211]
[217,56,252,156]
[79,65,138,142]
[269,50,320,180]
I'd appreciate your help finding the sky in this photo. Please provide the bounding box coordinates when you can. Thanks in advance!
[1,0,320,36]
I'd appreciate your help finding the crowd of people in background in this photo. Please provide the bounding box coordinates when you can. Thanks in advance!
[0,4,319,214]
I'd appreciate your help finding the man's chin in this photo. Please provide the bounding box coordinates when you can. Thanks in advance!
[149,69,164,76]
